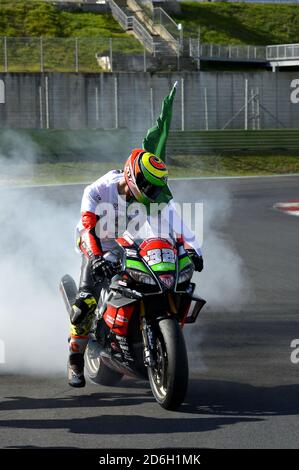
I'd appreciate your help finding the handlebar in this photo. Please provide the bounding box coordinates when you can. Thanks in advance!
[103,251,143,299]
[111,284,143,300]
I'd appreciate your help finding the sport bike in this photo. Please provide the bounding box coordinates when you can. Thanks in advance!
[60,232,206,410]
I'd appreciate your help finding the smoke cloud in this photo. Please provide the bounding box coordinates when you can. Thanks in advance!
[0,129,81,374]
[172,179,250,311]
[0,132,250,377]
[172,180,251,372]
[0,186,80,374]
[0,130,39,185]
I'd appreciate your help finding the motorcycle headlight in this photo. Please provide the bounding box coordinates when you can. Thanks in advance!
[178,264,194,284]
[159,274,175,289]
[127,268,156,285]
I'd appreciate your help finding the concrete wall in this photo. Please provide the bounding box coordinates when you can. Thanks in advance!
[1,72,299,131]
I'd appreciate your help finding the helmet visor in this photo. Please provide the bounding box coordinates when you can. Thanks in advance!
[135,171,163,202]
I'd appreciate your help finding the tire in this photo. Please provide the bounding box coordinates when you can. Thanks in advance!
[148,318,189,411]
[85,342,123,386]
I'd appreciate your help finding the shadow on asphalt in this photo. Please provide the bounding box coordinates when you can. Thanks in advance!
[1,379,299,437]
[0,389,152,411]
[181,379,299,416]
[0,415,260,436]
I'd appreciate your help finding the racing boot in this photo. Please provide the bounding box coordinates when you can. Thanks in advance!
[67,292,97,388]
[68,352,86,388]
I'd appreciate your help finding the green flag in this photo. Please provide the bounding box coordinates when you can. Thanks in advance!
[142,82,177,162]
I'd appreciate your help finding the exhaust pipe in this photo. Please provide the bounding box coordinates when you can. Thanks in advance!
[59,274,77,320]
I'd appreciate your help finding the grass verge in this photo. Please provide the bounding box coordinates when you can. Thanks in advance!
[1,155,299,187]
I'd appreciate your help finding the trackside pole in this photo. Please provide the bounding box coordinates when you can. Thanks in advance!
[95,86,99,122]
[150,86,154,126]
[181,78,185,131]
[204,87,209,130]
[114,76,118,129]
[4,37,8,72]
[245,79,248,130]
[45,76,50,129]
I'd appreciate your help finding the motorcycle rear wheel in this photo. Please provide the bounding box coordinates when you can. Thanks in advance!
[85,342,123,386]
[148,318,189,411]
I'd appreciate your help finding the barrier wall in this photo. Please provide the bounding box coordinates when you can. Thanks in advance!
[1,72,299,132]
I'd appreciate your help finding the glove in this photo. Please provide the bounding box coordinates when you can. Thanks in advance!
[91,256,115,282]
[187,250,204,272]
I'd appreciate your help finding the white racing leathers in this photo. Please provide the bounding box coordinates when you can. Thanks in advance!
[76,170,203,258]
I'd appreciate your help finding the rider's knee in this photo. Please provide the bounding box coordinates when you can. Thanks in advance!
[70,291,97,326]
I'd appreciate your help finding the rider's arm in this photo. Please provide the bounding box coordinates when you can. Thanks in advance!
[79,182,104,259]
[80,211,102,258]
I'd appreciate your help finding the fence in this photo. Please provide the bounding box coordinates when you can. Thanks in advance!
[189,42,267,61]
[1,72,299,131]
[189,41,299,64]
[267,44,299,60]
[4,36,299,73]
[0,36,192,72]
[0,36,149,73]
[167,130,299,155]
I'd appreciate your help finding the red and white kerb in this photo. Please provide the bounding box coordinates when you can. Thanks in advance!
[273,200,299,217]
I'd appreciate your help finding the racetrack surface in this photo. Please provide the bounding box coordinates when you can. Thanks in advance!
[0,175,299,449]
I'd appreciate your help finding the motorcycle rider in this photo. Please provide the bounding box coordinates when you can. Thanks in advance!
[68,148,204,387]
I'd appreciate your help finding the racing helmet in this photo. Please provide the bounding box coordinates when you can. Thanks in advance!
[124,149,173,204]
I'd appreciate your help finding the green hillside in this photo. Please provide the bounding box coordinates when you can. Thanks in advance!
[1,0,299,46]
[2,0,299,72]
[174,2,299,45]
[0,0,126,38]
[0,0,142,72]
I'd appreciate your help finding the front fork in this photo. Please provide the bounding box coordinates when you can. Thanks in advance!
[140,300,156,368]
[141,317,157,368]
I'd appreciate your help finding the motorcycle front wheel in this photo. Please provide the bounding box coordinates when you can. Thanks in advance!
[148,318,189,411]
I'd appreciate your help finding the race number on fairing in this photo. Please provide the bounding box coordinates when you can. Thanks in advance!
[144,248,176,266]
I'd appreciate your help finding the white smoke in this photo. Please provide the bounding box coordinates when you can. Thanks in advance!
[0,184,80,375]
[172,179,250,311]
[197,183,250,311]
[172,180,251,372]
[0,130,39,185]
[0,131,250,377]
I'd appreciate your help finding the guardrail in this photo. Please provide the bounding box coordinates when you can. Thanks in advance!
[108,0,131,30]
[266,44,299,60]
[168,130,299,155]
[153,7,180,42]
[1,129,297,161]
[153,7,181,54]
[189,41,299,62]
[189,41,267,61]
[132,17,154,53]
[126,1,180,55]
[108,0,154,53]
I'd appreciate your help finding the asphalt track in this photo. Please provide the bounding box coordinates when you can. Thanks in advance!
[1,175,299,449]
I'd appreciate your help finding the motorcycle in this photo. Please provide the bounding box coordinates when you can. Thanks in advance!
[60,233,206,410]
